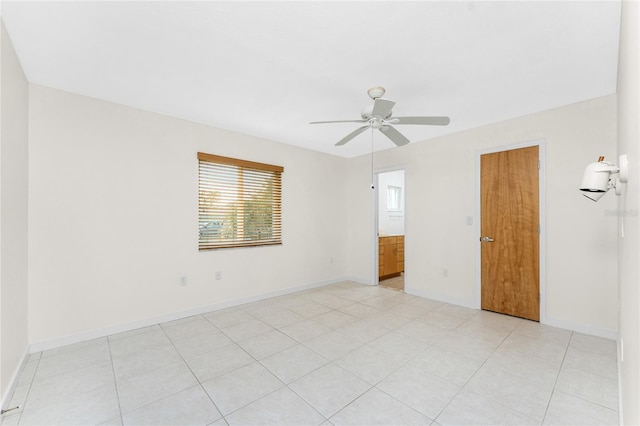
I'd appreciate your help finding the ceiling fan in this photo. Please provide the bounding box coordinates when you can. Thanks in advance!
[310,86,451,147]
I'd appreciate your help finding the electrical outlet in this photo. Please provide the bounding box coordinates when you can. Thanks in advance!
[443,268,448,277]
[179,276,187,286]
[215,271,222,281]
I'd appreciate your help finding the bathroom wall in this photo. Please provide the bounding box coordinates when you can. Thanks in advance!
[378,170,405,236]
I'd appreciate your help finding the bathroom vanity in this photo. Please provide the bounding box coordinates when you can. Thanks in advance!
[378,235,404,280]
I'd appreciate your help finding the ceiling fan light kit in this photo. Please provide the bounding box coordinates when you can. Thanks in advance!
[310,87,451,147]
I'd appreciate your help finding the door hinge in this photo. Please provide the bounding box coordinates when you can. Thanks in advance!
[538,160,541,169]
[538,225,541,235]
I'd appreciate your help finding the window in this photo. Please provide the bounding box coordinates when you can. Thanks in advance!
[387,185,402,212]
[198,152,283,250]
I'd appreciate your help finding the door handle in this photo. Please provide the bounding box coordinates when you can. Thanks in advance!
[480,236,495,242]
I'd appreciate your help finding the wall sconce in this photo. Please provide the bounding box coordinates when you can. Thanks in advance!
[580,154,629,201]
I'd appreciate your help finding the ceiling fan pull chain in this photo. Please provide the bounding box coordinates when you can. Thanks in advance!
[371,126,375,190]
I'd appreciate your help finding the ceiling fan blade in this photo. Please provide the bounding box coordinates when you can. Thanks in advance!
[335,125,369,146]
[379,125,410,147]
[391,116,451,126]
[310,119,367,124]
[371,98,395,118]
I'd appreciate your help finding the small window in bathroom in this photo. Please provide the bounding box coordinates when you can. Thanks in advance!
[387,185,402,212]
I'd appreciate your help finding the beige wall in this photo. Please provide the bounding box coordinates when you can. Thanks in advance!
[617,1,639,424]
[347,95,619,337]
[31,85,618,345]
[0,20,29,404]
[27,84,349,345]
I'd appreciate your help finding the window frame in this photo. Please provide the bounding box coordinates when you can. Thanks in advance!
[197,152,283,250]
[387,185,402,212]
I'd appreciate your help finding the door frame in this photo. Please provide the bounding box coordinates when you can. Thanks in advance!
[474,139,547,323]
[372,166,407,286]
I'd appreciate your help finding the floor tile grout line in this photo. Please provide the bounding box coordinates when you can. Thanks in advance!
[220,282,372,422]
[468,317,599,423]
[371,385,437,424]
[244,288,405,422]
[202,307,258,330]
[334,346,399,387]
[430,313,539,425]
[325,295,472,423]
[2,352,42,426]
[256,350,330,385]
[160,314,332,424]
[158,322,228,423]
[215,316,278,344]
[106,336,125,425]
[560,350,620,381]
[280,383,329,424]
[360,294,479,421]
[547,330,620,414]
[540,330,574,424]
[322,381,375,423]
[227,384,323,423]
[203,324,334,423]
[119,382,221,423]
[282,365,354,423]
[9,282,619,425]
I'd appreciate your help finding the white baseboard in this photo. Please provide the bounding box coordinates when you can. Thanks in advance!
[343,276,374,286]
[541,316,617,340]
[25,275,617,364]
[405,287,617,341]
[616,337,624,425]
[405,287,477,310]
[1,347,29,413]
[29,276,353,353]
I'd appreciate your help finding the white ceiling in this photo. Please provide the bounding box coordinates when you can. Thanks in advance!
[1,1,621,158]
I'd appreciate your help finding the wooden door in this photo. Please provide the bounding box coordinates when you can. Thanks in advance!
[481,146,540,321]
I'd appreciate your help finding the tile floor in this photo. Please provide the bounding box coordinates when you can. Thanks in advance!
[379,275,404,292]
[1,281,619,426]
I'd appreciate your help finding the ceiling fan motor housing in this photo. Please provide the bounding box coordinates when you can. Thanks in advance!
[361,104,392,120]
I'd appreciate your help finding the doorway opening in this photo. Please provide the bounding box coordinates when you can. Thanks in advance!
[376,169,405,291]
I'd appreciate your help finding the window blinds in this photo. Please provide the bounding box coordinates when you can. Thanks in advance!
[198,152,283,250]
